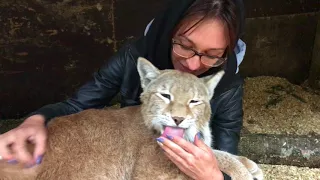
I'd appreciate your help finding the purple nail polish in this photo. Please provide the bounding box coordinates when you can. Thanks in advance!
[36,155,43,165]
[156,137,164,143]
[197,132,201,138]
[7,159,18,164]
[166,135,174,140]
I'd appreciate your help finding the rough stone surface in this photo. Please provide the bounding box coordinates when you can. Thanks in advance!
[240,13,318,85]
[243,0,320,18]
[309,14,320,90]
[239,134,320,168]
[0,0,115,119]
[114,0,171,46]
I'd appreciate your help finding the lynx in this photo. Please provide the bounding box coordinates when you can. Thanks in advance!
[0,57,263,180]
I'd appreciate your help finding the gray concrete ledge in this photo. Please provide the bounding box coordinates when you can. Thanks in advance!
[239,133,320,168]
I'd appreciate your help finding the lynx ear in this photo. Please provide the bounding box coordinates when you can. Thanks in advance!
[137,57,161,89]
[201,70,225,98]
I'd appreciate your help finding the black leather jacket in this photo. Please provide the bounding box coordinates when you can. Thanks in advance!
[30,39,244,156]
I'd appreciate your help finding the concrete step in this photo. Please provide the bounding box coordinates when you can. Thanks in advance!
[239,133,320,167]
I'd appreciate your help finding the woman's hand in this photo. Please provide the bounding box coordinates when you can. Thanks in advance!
[156,133,223,180]
[0,115,47,167]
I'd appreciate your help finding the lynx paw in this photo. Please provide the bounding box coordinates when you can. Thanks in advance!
[251,166,263,180]
[236,156,263,180]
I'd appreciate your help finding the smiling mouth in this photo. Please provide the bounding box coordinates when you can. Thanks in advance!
[161,126,185,138]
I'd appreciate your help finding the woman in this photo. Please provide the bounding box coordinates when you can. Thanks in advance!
[0,0,245,179]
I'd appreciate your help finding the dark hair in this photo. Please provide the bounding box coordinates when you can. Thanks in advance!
[172,0,238,51]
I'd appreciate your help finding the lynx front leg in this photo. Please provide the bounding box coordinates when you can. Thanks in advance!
[213,149,255,180]
[234,156,263,180]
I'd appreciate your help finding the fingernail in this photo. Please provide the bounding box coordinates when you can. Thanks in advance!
[36,155,43,165]
[156,137,164,143]
[166,135,174,140]
[197,132,201,139]
[7,159,18,164]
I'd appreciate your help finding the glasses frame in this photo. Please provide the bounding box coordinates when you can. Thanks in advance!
[172,39,228,67]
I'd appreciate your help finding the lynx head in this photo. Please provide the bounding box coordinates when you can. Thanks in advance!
[137,57,224,146]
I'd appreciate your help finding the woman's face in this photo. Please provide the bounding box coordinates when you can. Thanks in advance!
[171,19,229,76]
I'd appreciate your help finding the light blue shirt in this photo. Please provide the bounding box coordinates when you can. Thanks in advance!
[234,39,246,73]
[144,20,246,74]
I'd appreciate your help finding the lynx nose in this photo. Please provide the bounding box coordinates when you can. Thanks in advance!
[172,116,185,125]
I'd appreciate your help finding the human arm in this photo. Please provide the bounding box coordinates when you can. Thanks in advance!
[27,44,132,124]
[0,42,133,166]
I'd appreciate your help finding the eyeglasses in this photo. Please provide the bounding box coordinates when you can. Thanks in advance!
[172,39,227,67]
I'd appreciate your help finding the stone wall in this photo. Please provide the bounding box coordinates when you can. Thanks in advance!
[240,13,318,84]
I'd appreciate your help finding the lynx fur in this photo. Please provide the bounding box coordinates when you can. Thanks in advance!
[0,57,263,180]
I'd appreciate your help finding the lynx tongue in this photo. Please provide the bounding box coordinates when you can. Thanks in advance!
[161,126,185,138]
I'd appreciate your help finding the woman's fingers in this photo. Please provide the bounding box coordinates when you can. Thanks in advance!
[0,133,15,160]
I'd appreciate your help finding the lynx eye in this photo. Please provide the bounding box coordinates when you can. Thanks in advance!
[190,100,199,103]
[160,94,171,100]
[156,93,172,104]
[189,99,202,107]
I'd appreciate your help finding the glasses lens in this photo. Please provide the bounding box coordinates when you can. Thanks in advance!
[173,44,195,58]
[201,56,226,67]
